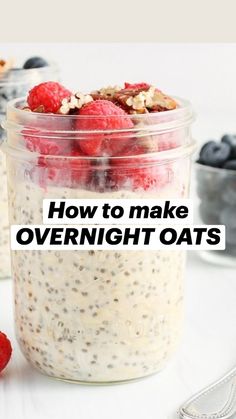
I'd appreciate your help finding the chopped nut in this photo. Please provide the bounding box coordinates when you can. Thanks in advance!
[92,85,122,97]
[33,105,45,113]
[114,85,177,114]
[58,93,93,115]
[125,86,177,112]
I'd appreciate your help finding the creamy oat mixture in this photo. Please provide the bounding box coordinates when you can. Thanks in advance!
[0,152,11,279]
[8,167,187,382]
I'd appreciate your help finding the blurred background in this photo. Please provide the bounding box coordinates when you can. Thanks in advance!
[1,43,236,145]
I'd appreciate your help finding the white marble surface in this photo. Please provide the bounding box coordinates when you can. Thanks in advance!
[0,252,235,419]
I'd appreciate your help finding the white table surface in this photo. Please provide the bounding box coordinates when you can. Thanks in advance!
[0,252,235,419]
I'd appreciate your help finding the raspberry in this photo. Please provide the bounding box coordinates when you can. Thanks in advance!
[0,332,12,373]
[25,134,73,156]
[157,132,181,151]
[76,100,134,157]
[37,147,91,187]
[27,82,71,113]
[24,118,74,157]
[110,147,172,191]
[124,82,150,90]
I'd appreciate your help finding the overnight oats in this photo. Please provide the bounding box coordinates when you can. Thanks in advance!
[0,57,59,279]
[3,81,195,383]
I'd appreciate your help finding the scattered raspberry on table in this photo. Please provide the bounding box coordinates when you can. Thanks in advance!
[0,332,12,373]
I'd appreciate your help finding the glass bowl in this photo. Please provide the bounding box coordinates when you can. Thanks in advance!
[195,162,236,267]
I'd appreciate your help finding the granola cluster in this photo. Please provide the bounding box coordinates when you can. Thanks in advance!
[57,83,178,115]
[59,92,93,114]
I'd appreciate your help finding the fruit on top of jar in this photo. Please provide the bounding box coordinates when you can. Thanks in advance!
[197,134,236,169]
[27,82,72,113]
[75,100,134,157]
[0,331,12,373]
[23,81,178,191]
[25,81,178,115]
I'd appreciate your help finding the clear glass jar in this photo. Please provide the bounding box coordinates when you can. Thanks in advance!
[195,163,236,267]
[0,64,59,279]
[3,97,195,383]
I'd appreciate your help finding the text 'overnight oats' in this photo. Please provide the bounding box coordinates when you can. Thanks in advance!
[3,81,195,383]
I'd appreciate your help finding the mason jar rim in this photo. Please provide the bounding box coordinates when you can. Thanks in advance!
[4,96,194,135]
[0,63,59,87]
[2,95,196,163]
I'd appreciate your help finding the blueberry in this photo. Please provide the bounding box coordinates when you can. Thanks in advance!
[221,134,236,158]
[23,56,48,69]
[223,160,236,170]
[199,140,231,167]
[198,141,215,164]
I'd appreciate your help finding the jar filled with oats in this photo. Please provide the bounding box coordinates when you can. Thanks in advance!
[3,81,195,383]
[0,58,59,279]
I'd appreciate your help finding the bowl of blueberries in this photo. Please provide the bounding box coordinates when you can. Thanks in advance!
[196,134,236,266]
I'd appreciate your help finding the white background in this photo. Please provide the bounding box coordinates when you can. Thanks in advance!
[1,43,236,143]
[0,44,236,419]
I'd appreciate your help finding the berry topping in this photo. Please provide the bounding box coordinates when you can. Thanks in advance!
[0,332,12,373]
[221,134,236,158]
[23,56,48,69]
[110,147,172,191]
[76,100,134,157]
[199,140,231,167]
[27,82,71,113]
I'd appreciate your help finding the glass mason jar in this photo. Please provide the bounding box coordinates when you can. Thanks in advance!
[0,64,59,279]
[195,163,236,267]
[3,97,195,383]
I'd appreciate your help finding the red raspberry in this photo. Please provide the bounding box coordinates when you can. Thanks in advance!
[157,131,182,151]
[37,147,91,187]
[25,134,73,156]
[110,146,173,191]
[24,116,74,157]
[0,332,12,373]
[27,82,71,113]
[76,100,134,157]
[124,82,150,90]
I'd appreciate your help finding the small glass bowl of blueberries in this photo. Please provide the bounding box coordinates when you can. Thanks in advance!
[196,134,236,266]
